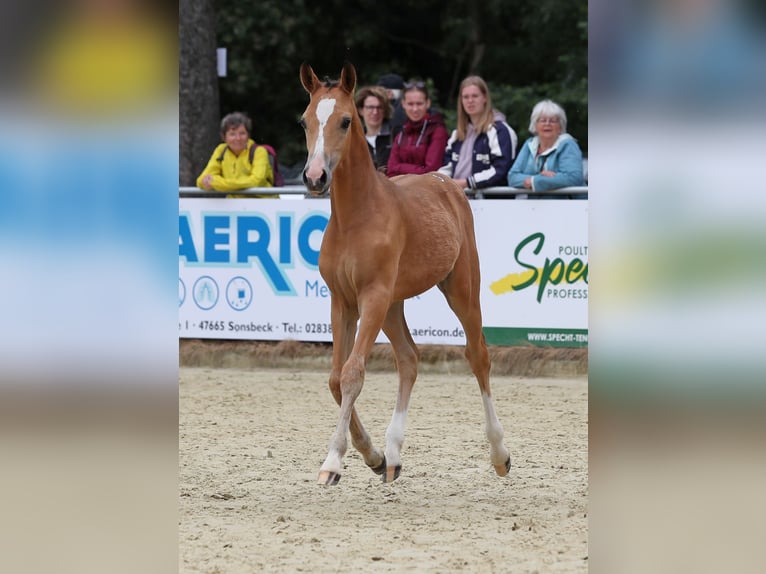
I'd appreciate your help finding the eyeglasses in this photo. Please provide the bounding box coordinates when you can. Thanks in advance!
[403,81,426,89]
[363,105,383,111]
[536,117,560,124]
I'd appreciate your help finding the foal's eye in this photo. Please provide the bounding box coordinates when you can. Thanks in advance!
[299,118,307,130]
[340,117,351,130]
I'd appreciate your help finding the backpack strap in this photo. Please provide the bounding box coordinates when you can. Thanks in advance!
[215,143,259,163]
[219,142,281,185]
[250,143,276,176]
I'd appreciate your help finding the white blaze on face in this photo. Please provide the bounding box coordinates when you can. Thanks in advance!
[311,98,336,162]
[305,98,336,182]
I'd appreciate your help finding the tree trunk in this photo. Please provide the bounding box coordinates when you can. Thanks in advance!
[467,5,484,75]
[179,0,220,186]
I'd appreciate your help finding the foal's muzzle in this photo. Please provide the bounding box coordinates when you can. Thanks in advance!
[303,169,330,196]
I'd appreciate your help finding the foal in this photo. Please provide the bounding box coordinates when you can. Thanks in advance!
[299,62,511,485]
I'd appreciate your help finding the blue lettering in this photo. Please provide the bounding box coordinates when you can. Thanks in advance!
[305,279,330,297]
[178,214,198,262]
[204,215,230,263]
[179,210,329,295]
[237,216,293,294]
[298,214,327,268]
[279,215,292,265]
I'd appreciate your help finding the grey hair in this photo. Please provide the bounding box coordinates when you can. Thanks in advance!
[220,112,252,138]
[529,100,567,135]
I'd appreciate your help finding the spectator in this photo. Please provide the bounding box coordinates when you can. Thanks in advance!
[507,99,584,198]
[355,85,394,173]
[438,76,518,193]
[377,73,406,137]
[387,80,449,177]
[196,111,273,198]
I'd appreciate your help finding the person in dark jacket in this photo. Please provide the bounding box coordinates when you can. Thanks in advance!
[439,76,518,192]
[387,81,449,177]
[355,85,394,173]
[377,73,406,138]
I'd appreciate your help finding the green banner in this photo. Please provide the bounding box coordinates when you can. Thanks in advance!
[483,327,588,348]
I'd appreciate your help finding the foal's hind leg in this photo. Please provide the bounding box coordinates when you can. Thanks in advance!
[440,262,511,476]
[380,301,420,482]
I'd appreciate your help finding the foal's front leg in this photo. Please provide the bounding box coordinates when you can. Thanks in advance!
[317,296,388,485]
[317,354,366,485]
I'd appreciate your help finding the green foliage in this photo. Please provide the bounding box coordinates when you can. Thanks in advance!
[210,0,587,166]
[491,78,588,153]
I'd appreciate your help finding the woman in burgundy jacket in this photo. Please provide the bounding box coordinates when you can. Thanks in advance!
[386,81,448,176]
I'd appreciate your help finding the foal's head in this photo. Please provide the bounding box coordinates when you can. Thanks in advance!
[299,62,358,196]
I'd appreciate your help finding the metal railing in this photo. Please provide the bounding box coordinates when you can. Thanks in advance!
[179,185,588,199]
[466,186,587,199]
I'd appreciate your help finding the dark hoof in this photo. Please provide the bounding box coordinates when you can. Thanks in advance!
[317,471,341,485]
[494,456,512,477]
[382,465,401,483]
[370,456,387,476]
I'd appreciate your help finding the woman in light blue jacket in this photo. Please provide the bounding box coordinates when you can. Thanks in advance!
[507,100,584,198]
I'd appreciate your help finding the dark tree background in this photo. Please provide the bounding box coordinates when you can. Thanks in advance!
[180,0,587,184]
[179,0,220,185]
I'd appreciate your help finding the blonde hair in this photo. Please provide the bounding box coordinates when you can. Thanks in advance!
[456,76,495,140]
[354,86,393,121]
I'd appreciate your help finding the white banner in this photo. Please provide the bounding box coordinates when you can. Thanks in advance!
[179,198,588,346]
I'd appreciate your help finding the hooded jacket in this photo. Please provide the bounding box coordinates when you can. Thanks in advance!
[438,111,518,190]
[386,112,449,176]
[507,133,583,192]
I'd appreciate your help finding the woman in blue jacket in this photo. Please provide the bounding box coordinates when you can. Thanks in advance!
[438,76,517,192]
[508,100,584,198]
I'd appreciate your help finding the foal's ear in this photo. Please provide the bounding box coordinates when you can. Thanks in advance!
[300,63,320,94]
[339,61,357,95]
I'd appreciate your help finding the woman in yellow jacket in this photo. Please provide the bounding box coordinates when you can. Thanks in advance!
[197,112,273,197]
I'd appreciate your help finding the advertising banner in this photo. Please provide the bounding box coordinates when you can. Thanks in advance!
[179,198,587,347]
[473,202,588,347]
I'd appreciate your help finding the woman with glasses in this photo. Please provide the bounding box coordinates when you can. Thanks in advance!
[507,100,584,196]
[438,76,518,193]
[355,86,394,173]
[386,80,449,177]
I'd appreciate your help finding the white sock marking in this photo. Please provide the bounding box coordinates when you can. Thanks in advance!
[482,393,506,449]
[386,410,407,448]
